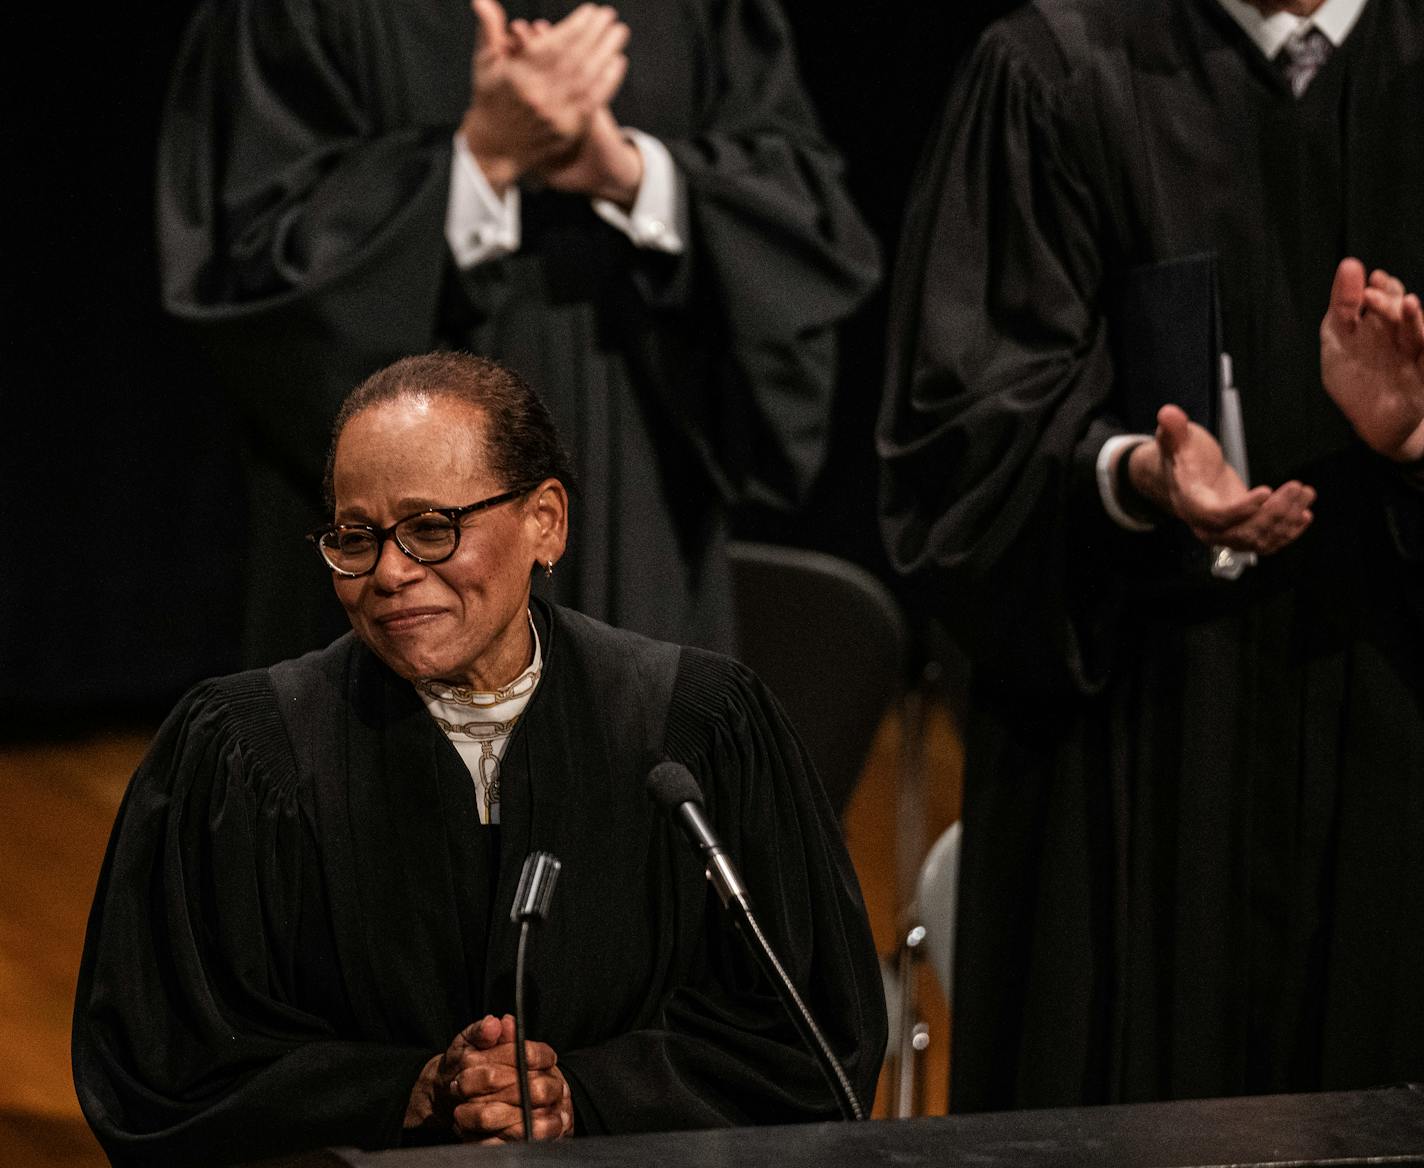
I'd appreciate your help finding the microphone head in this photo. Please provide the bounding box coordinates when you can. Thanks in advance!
[646,760,703,809]
[511,851,561,923]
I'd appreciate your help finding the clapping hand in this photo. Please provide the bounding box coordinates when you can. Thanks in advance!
[506,15,643,205]
[1125,405,1316,555]
[460,0,631,194]
[1320,258,1424,464]
[1115,258,1424,553]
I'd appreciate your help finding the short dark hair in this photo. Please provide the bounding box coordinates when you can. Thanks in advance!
[323,352,576,510]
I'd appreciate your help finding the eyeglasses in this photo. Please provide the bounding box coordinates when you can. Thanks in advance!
[307,485,535,578]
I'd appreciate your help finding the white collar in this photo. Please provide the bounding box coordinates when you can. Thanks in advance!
[1215,0,1369,58]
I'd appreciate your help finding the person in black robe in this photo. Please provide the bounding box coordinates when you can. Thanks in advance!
[157,0,880,666]
[878,0,1424,1111]
[73,353,886,1165]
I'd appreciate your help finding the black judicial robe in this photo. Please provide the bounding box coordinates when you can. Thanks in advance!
[72,602,886,1166]
[158,0,880,664]
[878,0,1424,1111]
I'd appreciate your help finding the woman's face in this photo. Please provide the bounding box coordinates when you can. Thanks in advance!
[329,394,567,689]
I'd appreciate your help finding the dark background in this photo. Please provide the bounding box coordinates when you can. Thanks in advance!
[2,0,1020,722]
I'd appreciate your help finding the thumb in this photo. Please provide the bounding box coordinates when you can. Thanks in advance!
[1155,403,1190,463]
[458,1015,505,1051]
[1328,257,1366,326]
[472,0,509,55]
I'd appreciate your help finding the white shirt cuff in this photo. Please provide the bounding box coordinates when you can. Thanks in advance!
[445,133,521,269]
[592,128,687,254]
[1096,434,1157,532]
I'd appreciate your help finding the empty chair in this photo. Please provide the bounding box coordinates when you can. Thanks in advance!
[726,541,908,816]
[891,820,962,1117]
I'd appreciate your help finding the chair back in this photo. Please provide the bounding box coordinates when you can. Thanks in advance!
[890,818,962,1116]
[915,820,962,1002]
[727,541,908,815]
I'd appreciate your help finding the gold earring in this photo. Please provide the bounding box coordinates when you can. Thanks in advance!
[544,560,554,579]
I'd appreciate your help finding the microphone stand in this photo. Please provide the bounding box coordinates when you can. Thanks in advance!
[647,762,864,1122]
[511,851,561,1141]
[727,896,864,1121]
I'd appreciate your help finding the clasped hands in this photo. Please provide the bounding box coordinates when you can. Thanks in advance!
[405,1014,573,1144]
[461,0,643,207]
[1123,258,1424,555]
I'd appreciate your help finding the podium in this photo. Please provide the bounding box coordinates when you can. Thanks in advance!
[292,1085,1424,1167]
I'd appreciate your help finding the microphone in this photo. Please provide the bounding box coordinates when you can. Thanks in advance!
[510,850,561,1140]
[512,851,561,923]
[645,762,864,1122]
[646,760,750,913]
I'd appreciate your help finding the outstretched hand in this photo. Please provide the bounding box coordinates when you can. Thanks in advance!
[461,0,630,192]
[1126,405,1315,555]
[1320,258,1424,463]
[405,1014,573,1144]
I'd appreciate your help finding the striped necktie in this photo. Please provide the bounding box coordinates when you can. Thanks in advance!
[1277,26,1333,98]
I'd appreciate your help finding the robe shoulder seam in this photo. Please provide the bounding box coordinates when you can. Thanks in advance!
[187,667,303,802]
[978,4,1083,97]
[662,645,751,760]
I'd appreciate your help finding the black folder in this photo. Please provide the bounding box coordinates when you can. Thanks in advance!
[1111,252,1222,435]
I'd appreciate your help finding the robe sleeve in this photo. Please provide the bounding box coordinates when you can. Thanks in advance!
[647,0,882,510]
[555,649,887,1132]
[71,675,433,1168]
[157,0,454,487]
[876,17,1133,697]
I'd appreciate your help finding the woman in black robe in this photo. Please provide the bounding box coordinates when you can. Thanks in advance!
[158,0,880,665]
[878,0,1424,1111]
[73,353,886,1165]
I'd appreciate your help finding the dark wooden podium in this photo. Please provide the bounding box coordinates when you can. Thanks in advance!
[288,1085,1424,1168]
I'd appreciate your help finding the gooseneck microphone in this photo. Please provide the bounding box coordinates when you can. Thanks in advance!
[510,851,561,1141]
[645,761,864,1121]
